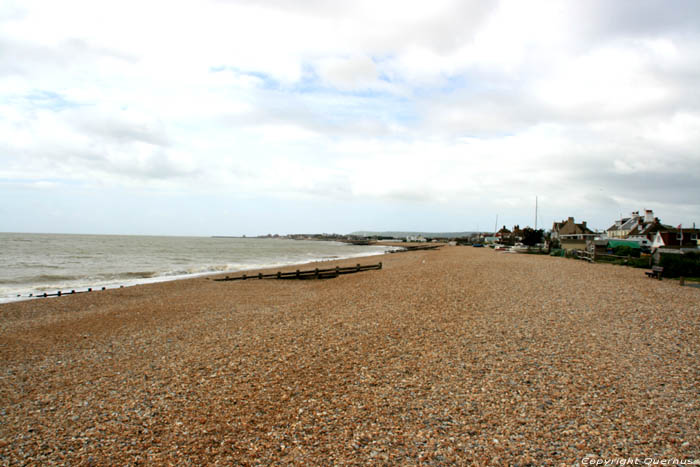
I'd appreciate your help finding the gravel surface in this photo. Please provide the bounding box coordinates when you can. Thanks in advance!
[1,246,698,465]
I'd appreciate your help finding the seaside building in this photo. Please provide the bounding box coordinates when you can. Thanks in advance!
[495,226,512,244]
[606,210,672,240]
[651,228,700,249]
[551,217,596,241]
[551,217,596,250]
[511,225,524,242]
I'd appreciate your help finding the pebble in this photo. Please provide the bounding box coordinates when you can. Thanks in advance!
[0,246,698,464]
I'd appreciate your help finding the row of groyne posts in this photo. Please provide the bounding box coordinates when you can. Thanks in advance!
[213,262,382,281]
[21,286,122,299]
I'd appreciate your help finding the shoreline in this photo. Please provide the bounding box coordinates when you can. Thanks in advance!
[1,246,698,464]
[0,240,398,305]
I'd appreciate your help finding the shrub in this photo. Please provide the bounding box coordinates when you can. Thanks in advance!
[612,245,641,257]
[522,228,544,246]
[659,252,700,278]
[627,257,651,268]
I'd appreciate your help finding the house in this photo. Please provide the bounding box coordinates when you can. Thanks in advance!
[607,215,634,239]
[551,217,596,240]
[606,209,673,240]
[496,225,511,239]
[627,235,653,249]
[652,228,700,249]
[552,217,596,250]
[510,225,524,242]
[627,217,675,241]
[495,226,513,244]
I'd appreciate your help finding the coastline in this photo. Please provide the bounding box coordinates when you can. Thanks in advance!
[0,236,397,304]
[1,246,698,464]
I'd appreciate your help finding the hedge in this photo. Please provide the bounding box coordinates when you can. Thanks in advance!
[658,252,700,278]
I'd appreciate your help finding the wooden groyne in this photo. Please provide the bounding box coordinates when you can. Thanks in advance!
[213,263,382,282]
[390,245,442,253]
[17,286,118,300]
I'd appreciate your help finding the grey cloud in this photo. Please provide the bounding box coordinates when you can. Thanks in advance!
[421,88,548,137]
[3,130,194,186]
[217,0,496,55]
[216,0,354,17]
[372,1,497,54]
[593,171,700,207]
[570,0,700,40]
[69,111,171,148]
[79,148,199,182]
[0,35,137,77]
[295,175,353,199]
[540,143,700,211]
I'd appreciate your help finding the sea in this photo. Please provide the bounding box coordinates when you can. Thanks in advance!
[0,233,395,303]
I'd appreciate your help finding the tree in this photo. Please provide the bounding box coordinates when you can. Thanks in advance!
[521,227,544,246]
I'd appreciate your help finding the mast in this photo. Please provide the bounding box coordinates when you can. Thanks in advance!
[494,214,498,239]
[535,196,538,231]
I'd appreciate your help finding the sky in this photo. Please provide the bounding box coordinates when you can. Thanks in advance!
[1,0,699,236]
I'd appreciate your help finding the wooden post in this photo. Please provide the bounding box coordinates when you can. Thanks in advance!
[315,268,319,278]
[379,262,382,269]
[356,263,361,272]
[296,269,300,278]
[277,271,281,279]
[680,276,685,286]
[258,273,263,279]
[242,274,247,280]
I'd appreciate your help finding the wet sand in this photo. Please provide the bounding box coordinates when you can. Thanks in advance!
[1,246,698,465]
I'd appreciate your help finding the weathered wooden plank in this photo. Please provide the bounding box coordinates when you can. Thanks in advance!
[213,262,382,282]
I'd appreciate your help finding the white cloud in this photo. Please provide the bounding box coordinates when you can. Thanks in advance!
[1,0,699,234]
[316,56,380,91]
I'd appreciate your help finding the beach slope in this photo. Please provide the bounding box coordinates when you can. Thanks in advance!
[1,247,698,464]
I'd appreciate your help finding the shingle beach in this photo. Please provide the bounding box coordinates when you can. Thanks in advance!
[1,246,698,465]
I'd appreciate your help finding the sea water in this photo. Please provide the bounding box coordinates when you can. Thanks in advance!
[0,233,394,303]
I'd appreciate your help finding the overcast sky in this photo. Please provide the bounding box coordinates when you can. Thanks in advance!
[1,0,699,236]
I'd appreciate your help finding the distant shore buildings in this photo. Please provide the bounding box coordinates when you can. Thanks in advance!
[275,208,698,251]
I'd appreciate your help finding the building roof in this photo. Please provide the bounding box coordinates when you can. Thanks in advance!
[607,217,630,232]
[627,219,675,237]
[607,239,642,249]
[553,217,594,236]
